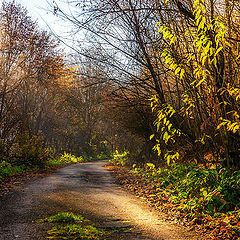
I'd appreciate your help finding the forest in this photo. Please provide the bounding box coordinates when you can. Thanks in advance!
[0,0,240,239]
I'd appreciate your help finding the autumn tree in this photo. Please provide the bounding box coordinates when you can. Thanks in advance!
[0,1,83,164]
[149,0,240,167]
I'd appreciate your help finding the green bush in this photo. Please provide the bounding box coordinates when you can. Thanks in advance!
[13,135,52,168]
[47,152,87,167]
[96,152,112,160]
[0,161,25,181]
[109,150,129,166]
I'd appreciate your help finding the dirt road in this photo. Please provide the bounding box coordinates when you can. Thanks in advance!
[0,160,203,240]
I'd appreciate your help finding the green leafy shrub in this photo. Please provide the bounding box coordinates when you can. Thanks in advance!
[96,152,112,160]
[218,169,240,210]
[47,152,86,167]
[109,150,129,166]
[13,135,52,168]
[58,152,84,163]
[0,161,25,181]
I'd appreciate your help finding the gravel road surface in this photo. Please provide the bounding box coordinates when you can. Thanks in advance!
[0,160,203,240]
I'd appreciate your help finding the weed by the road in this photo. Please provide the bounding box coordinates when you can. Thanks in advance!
[38,212,87,224]
[47,153,87,167]
[0,161,26,181]
[0,152,86,182]
[38,212,105,239]
[109,150,129,166]
[47,224,105,239]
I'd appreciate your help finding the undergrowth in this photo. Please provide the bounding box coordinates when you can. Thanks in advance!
[109,150,129,166]
[0,152,87,182]
[96,152,112,160]
[47,152,87,167]
[109,154,240,239]
[131,163,240,214]
[0,148,112,182]
[0,161,33,182]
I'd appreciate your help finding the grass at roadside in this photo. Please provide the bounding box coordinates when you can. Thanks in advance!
[107,155,240,240]
[0,151,112,183]
[0,153,87,183]
[47,152,87,167]
[38,212,105,240]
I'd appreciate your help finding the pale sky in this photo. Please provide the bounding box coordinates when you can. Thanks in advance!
[0,0,75,37]
[1,0,87,53]
[15,0,64,33]
[1,0,82,52]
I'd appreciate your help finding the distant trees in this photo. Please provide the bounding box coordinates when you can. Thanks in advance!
[0,1,63,142]
[0,1,110,165]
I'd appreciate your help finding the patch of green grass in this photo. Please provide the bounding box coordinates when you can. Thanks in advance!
[38,212,86,224]
[47,224,105,239]
[38,213,137,240]
[38,213,105,240]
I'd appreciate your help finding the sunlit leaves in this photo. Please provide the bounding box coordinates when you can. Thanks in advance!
[165,152,180,166]
[150,95,181,163]
[180,93,195,118]
[154,0,240,163]
[156,24,185,80]
[216,118,240,134]
[216,85,240,134]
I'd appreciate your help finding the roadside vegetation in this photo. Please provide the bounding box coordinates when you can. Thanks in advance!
[38,212,105,240]
[0,148,111,183]
[109,154,240,240]
[0,150,84,182]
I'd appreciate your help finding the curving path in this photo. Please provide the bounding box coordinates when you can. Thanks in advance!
[0,160,203,240]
